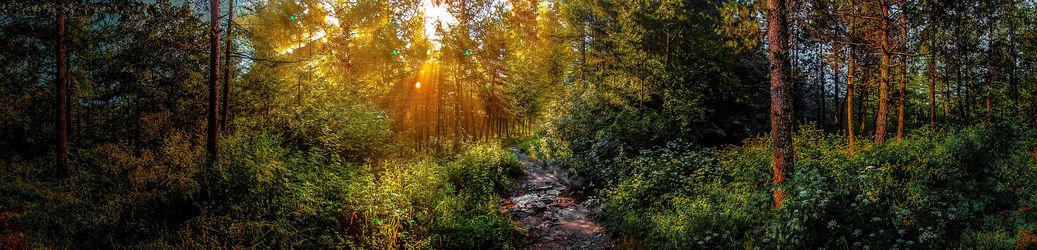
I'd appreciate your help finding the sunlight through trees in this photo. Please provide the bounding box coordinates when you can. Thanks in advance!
[1,0,1037,248]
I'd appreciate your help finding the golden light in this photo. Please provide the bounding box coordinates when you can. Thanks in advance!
[422,0,457,48]
[415,81,422,89]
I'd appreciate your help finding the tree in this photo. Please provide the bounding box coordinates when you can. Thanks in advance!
[768,0,794,208]
[207,0,220,166]
[222,0,234,133]
[897,2,908,141]
[875,1,891,144]
[847,0,858,155]
[928,46,937,127]
[55,0,68,177]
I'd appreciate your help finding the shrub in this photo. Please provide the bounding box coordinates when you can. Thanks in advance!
[1,132,522,249]
[445,143,522,196]
[598,123,1037,248]
[188,135,522,249]
[0,132,204,247]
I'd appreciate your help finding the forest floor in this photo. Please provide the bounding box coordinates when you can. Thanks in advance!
[501,149,615,249]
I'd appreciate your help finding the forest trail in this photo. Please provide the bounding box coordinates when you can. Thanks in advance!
[501,149,615,249]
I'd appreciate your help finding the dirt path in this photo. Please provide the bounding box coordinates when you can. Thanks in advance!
[501,149,614,249]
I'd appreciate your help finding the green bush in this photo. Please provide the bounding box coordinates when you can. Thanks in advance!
[0,132,204,247]
[599,123,1037,248]
[185,131,358,247]
[186,135,522,249]
[1,132,522,248]
[445,143,522,196]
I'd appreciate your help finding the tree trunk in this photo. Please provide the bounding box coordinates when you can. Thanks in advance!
[897,6,908,141]
[817,46,826,129]
[833,42,842,129]
[875,3,890,145]
[847,5,857,156]
[222,0,234,133]
[860,85,868,136]
[207,0,221,167]
[767,0,793,209]
[955,32,965,124]
[55,0,68,177]
[944,48,953,120]
[1009,3,1019,117]
[984,5,995,123]
[929,51,937,128]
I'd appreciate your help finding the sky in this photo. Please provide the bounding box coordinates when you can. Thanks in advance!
[421,0,458,42]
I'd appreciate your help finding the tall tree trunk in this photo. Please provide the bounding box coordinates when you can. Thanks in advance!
[55,0,68,177]
[984,5,995,123]
[207,0,220,167]
[833,44,842,129]
[580,24,587,83]
[860,82,868,135]
[955,30,965,124]
[847,6,857,156]
[1009,2,1019,117]
[929,51,937,128]
[944,47,953,120]
[222,0,234,133]
[897,6,908,141]
[458,74,466,151]
[875,2,890,144]
[833,42,842,129]
[817,46,826,129]
[767,0,793,208]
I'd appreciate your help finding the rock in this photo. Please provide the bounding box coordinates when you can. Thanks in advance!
[503,149,616,249]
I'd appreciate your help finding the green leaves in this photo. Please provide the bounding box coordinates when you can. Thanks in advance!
[598,123,1037,248]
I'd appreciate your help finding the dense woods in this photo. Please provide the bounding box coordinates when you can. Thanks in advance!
[1,0,1036,248]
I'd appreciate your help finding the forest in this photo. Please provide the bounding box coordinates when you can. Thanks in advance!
[1,0,1037,248]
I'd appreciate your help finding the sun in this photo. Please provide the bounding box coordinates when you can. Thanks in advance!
[421,0,458,44]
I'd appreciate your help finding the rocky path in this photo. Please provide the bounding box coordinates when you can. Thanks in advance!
[501,149,614,249]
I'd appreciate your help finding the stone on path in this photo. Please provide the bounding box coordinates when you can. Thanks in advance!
[501,149,615,250]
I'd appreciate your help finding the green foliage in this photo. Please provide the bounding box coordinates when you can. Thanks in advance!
[0,134,204,247]
[249,101,393,164]
[3,0,1036,248]
[600,123,1037,248]
[0,130,350,248]
[446,143,522,196]
[554,0,769,185]
[601,141,769,248]
[183,131,358,247]
[0,131,522,248]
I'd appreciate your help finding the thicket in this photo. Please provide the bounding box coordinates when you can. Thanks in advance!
[589,123,1037,248]
[1,133,522,248]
